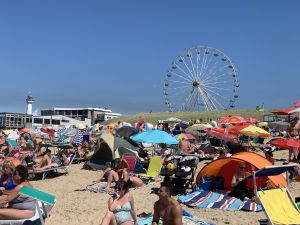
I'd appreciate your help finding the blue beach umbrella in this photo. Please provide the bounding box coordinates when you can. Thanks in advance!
[130,130,178,145]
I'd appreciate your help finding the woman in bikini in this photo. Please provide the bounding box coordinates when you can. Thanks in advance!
[229,162,255,201]
[99,159,143,191]
[0,165,36,219]
[101,180,137,225]
[0,160,16,190]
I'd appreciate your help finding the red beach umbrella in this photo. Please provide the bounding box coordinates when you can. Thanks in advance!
[218,116,247,125]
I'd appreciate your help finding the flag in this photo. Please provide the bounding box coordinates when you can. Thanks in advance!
[32,109,39,116]
[256,104,264,112]
[294,100,300,108]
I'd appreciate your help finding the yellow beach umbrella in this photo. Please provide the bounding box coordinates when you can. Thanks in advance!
[258,122,268,127]
[76,123,86,129]
[231,124,271,138]
[3,130,15,135]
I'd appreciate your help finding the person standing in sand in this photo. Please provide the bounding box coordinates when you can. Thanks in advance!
[152,182,182,225]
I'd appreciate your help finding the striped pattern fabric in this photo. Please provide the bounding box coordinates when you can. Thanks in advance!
[57,127,77,137]
[72,129,83,146]
[178,191,262,212]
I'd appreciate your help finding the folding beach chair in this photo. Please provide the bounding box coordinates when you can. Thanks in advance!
[0,186,56,225]
[30,154,75,180]
[249,164,300,225]
[138,156,163,180]
[122,155,137,174]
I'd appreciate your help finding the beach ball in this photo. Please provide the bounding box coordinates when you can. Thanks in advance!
[166,163,174,171]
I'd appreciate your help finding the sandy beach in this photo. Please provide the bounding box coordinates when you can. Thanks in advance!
[31,150,300,225]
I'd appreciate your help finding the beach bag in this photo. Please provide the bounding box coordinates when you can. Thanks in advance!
[199,176,212,191]
[211,176,225,190]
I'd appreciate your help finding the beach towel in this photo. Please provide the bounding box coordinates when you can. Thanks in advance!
[84,181,147,195]
[85,182,115,195]
[178,191,262,212]
[137,214,215,225]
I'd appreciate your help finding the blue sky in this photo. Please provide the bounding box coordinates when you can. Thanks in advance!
[0,0,299,115]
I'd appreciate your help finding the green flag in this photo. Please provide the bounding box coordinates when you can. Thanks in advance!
[256,104,264,112]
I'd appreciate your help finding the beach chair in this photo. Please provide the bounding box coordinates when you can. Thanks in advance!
[138,156,163,180]
[29,154,75,180]
[250,164,300,225]
[0,186,56,225]
[122,155,137,174]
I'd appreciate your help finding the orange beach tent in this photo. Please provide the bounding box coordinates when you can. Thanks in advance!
[196,152,286,190]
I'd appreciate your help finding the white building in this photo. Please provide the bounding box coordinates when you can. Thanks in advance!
[32,115,91,129]
[40,107,121,125]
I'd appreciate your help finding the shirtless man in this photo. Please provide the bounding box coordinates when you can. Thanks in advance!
[152,182,182,225]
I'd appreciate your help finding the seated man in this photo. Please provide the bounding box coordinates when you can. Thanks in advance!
[152,182,182,225]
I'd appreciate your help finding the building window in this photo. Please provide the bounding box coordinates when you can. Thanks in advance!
[33,118,43,124]
[61,119,69,123]
[44,119,50,124]
[66,111,71,115]
[52,120,60,125]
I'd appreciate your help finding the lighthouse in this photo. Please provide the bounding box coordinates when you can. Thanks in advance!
[26,95,34,115]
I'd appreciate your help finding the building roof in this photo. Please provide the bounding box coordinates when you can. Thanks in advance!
[41,107,113,113]
[0,112,32,116]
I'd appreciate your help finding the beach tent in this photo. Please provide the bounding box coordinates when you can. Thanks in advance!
[196,152,286,191]
[84,133,138,170]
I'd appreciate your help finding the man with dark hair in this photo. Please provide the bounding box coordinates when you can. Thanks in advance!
[152,182,182,225]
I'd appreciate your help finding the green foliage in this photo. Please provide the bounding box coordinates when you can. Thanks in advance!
[102,109,270,125]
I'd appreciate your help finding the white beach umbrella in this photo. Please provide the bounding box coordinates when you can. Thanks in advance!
[288,107,300,115]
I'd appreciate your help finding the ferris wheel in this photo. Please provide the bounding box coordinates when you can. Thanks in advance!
[163,46,239,112]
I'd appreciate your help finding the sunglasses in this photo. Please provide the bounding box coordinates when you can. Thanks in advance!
[239,167,246,169]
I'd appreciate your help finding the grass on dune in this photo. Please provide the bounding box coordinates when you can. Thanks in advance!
[102,109,270,125]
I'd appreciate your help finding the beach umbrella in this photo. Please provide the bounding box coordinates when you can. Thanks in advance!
[230,124,271,138]
[218,116,247,125]
[7,132,20,140]
[164,117,182,123]
[116,126,138,139]
[288,107,300,115]
[18,128,33,133]
[245,117,260,123]
[186,123,212,131]
[287,138,300,148]
[258,122,268,127]
[143,122,154,130]
[205,127,238,142]
[76,123,86,129]
[174,133,195,141]
[130,130,178,145]
[269,138,300,149]
[3,130,15,135]
[271,108,292,115]
[121,122,132,127]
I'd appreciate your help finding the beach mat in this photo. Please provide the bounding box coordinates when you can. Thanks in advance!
[85,182,115,194]
[178,191,262,212]
[137,212,215,225]
[83,181,148,195]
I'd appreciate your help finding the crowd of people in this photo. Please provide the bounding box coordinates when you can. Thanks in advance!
[0,114,299,224]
